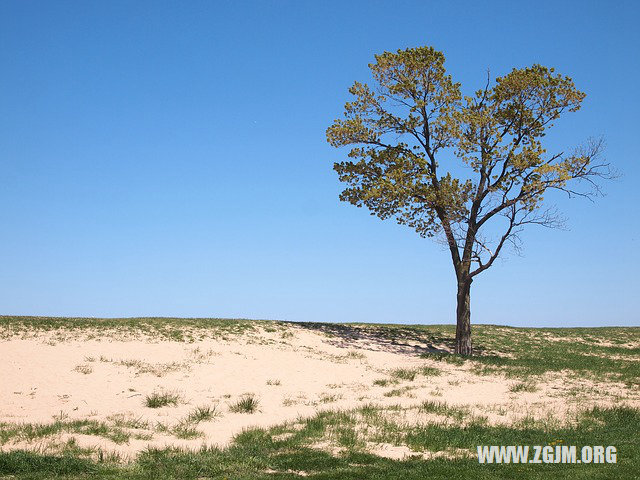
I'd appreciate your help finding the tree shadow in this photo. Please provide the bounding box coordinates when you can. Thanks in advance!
[287,322,480,356]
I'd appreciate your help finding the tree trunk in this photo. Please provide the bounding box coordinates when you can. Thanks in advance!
[455,279,472,356]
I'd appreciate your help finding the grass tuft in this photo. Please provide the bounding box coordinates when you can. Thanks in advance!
[171,422,202,440]
[509,381,538,393]
[390,368,417,381]
[420,366,441,376]
[229,394,260,413]
[144,391,180,409]
[419,401,471,422]
[186,405,219,423]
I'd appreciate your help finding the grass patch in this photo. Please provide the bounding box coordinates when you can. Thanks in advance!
[383,386,414,397]
[373,378,399,387]
[229,394,260,414]
[1,406,637,479]
[420,401,469,421]
[144,391,180,409]
[407,325,640,386]
[420,366,441,376]
[420,352,467,365]
[186,405,219,423]
[390,368,417,381]
[171,422,202,440]
[388,366,441,382]
[510,381,539,393]
[0,419,130,446]
[107,414,149,430]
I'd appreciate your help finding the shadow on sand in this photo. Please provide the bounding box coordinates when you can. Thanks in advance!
[287,322,485,357]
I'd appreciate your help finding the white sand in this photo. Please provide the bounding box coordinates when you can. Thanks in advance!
[1,324,635,458]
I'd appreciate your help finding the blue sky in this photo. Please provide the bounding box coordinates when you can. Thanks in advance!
[1,0,638,327]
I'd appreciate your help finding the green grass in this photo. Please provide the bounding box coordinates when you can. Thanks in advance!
[373,378,399,387]
[229,394,260,414]
[387,366,441,383]
[185,405,218,423]
[421,352,467,365]
[420,366,441,376]
[409,324,640,385]
[169,422,202,440]
[1,406,636,479]
[0,419,131,445]
[107,414,149,430]
[510,381,539,393]
[144,391,181,409]
[384,386,414,397]
[390,368,417,381]
[419,401,469,422]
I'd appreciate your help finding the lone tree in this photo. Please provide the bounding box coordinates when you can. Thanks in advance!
[327,46,612,355]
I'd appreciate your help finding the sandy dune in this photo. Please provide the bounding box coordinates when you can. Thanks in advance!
[1,324,635,459]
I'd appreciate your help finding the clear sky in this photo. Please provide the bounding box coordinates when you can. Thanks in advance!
[1,0,638,327]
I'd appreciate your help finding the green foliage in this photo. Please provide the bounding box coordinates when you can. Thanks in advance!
[327,46,612,280]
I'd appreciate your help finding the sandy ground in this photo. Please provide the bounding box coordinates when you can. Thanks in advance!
[1,324,637,459]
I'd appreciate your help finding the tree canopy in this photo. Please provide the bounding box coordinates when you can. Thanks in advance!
[327,46,613,354]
